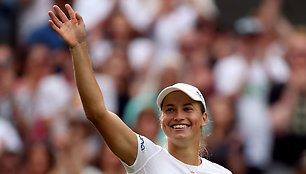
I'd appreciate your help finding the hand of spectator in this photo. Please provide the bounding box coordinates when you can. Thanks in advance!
[48,4,86,48]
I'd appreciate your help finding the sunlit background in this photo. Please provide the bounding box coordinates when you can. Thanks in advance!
[0,0,305,174]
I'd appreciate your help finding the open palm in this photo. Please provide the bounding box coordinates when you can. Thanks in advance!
[48,4,86,48]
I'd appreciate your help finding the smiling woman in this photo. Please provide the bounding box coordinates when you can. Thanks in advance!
[158,84,207,144]
[121,83,231,173]
[48,4,231,174]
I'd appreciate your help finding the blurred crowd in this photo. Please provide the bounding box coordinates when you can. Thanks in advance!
[0,0,306,174]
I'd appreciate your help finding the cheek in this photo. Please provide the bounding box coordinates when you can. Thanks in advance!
[160,116,165,126]
[160,115,168,129]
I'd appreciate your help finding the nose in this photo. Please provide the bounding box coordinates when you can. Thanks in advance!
[173,109,185,122]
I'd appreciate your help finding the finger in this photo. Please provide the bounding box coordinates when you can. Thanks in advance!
[48,20,61,34]
[75,12,84,24]
[53,5,69,23]
[48,11,63,28]
[65,4,77,22]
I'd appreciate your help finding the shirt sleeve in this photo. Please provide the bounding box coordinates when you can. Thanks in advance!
[122,133,162,173]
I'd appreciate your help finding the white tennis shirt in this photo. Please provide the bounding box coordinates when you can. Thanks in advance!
[122,134,232,174]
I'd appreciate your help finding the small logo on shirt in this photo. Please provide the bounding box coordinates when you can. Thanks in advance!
[139,135,145,151]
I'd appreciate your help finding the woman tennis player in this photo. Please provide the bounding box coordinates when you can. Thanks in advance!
[48,4,231,173]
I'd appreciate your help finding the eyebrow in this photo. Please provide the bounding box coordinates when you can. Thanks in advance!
[164,104,175,108]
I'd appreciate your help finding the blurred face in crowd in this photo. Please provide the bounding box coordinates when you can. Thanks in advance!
[160,91,206,145]
[0,151,22,174]
[208,95,234,131]
[159,65,179,90]
[0,44,14,96]
[286,32,306,68]
[110,12,133,42]
[26,143,52,174]
[25,44,52,79]
[99,143,125,173]
[134,108,160,142]
[161,0,176,12]
[179,30,199,59]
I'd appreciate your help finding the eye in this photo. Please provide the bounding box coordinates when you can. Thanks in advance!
[165,108,174,113]
[184,107,193,112]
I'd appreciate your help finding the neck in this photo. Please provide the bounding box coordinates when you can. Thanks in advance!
[167,140,201,166]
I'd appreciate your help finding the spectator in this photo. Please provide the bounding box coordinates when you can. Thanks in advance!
[0,118,22,156]
[14,43,53,140]
[0,150,22,174]
[96,142,125,174]
[152,0,199,60]
[21,142,54,174]
[0,44,16,123]
[49,118,98,174]
[213,16,275,173]
[269,27,306,171]
[205,95,246,174]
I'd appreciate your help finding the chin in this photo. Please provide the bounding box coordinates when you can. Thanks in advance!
[169,133,190,140]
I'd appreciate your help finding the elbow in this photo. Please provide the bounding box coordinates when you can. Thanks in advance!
[83,104,108,121]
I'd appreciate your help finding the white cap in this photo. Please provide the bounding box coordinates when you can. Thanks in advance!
[157,83,207,112]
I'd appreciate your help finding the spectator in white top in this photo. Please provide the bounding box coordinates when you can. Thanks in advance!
[0,118,22,154]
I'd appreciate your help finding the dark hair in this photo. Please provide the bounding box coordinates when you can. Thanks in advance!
[197,101,205,114]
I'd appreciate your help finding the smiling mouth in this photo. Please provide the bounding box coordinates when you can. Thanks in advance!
[171,125,190,129]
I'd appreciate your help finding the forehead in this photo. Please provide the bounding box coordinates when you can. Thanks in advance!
[161,91,195,106]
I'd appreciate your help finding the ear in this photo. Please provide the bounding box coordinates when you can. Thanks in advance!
[200,112,208,127]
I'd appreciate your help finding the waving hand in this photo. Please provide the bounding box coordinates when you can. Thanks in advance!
[48,4,86,48]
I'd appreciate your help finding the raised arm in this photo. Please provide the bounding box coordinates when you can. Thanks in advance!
[48,4,137,165]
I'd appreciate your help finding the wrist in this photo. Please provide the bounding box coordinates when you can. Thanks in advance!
[69,41,87,50]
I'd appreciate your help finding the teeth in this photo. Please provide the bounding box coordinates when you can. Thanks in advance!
[173,125,187,129]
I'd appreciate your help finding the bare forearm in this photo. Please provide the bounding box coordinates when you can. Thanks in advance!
[69,42,106,117]
[69,43,137,164]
